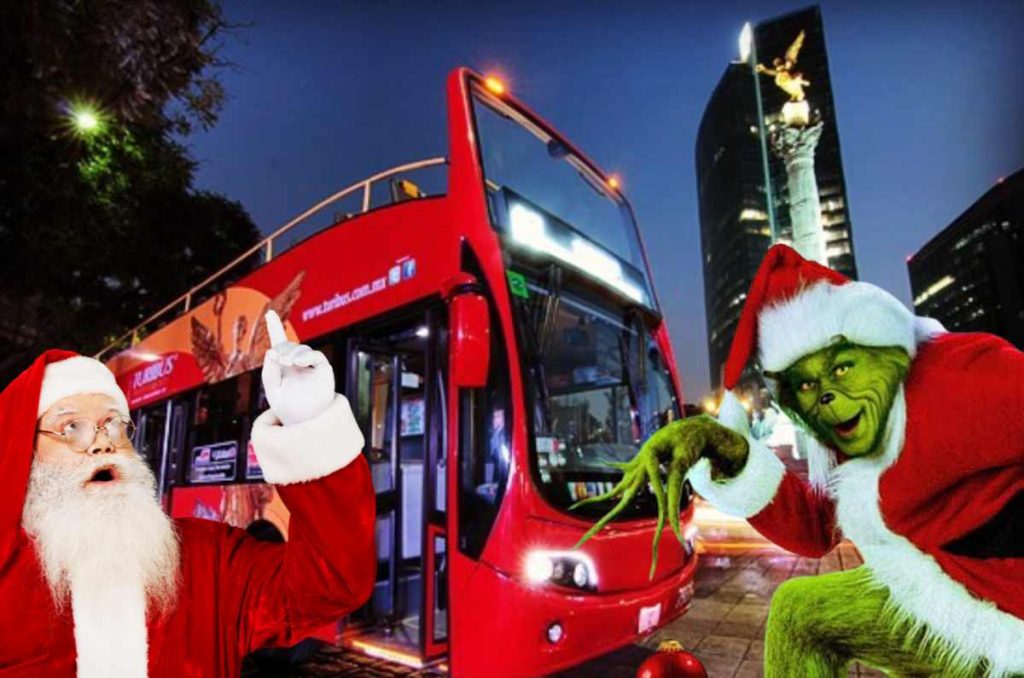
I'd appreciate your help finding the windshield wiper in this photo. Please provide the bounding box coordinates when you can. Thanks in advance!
[513,265,562,432]
[619,307,653,437]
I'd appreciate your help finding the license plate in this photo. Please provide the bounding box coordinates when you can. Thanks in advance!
[638,602,662,634]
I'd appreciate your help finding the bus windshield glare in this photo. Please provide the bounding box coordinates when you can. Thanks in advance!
[471,87,653,308]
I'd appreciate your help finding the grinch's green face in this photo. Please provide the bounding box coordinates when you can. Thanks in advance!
[773,341,910,456]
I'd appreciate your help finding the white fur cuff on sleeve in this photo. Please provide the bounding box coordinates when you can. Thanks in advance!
[251,394,365,485]
[686,437,785,519]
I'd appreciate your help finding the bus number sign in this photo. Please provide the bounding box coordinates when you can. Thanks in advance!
[507,270,529,299]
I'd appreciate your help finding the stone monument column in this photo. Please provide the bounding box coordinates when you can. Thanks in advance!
[770,111,827,265]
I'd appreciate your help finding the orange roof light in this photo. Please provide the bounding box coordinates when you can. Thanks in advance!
[484,76,506,95]
[607,175,621,190]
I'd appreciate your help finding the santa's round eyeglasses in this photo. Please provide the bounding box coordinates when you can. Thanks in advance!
[36,417,136,453]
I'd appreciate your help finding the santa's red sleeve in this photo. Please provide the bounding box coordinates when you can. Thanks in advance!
[211,394,376,656]
[686,391,840,557]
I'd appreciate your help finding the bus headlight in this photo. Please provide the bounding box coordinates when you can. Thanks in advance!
[524,550,598,591]
[526,552,555,583]
[572,562,589,588]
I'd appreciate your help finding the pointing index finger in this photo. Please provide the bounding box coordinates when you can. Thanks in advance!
[265,310,288,348]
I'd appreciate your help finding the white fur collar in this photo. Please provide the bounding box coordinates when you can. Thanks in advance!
[830,388,1024,676]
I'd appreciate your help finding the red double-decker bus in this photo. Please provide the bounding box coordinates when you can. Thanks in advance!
[100,68,697,677]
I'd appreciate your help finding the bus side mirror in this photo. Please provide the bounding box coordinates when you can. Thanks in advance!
[449,293,490,388]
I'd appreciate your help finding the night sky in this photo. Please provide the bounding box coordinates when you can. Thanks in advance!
[189,0,1024,400]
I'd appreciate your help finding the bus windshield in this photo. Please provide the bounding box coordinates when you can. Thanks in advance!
[510,267,679,520]
[471,87,654,309]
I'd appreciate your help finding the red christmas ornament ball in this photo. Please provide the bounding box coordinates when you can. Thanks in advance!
[636,640,707,678]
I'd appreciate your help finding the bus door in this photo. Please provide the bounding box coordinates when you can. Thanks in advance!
[346,308,448,665]
[133,400,173,505]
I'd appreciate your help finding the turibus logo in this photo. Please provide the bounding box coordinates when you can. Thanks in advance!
[132,354,179,390]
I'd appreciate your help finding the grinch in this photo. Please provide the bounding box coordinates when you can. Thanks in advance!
[575,245,1024,677]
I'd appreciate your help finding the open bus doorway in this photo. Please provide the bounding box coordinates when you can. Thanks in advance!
[343,307,449,668]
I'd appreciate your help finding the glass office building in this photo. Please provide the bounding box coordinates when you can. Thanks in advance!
[909,169,1024,349]
[697,5,857,391]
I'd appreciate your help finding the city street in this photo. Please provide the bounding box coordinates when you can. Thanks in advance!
[267,502,883,677]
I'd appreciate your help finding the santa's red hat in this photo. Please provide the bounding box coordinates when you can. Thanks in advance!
[723,244,940,389]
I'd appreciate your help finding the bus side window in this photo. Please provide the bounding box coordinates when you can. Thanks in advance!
[134,403,168,483]
[167,399,189,487]
[457,314,511,560]
[187,374,253,485]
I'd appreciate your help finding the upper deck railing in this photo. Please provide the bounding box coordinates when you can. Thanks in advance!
[96,156,447,361]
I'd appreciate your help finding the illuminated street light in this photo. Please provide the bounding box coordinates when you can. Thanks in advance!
[68,102,104,137]
[607,175,621,190]
[738,22,753,63]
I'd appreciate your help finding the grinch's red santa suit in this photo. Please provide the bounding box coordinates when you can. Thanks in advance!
[688,245,1024,675]
[0,322,375,677]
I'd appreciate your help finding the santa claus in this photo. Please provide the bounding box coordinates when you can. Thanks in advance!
[575,245,1024,676]
[0,311,375,677]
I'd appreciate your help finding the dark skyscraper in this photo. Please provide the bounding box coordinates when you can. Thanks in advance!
[697,5,857,392]
[908,169,1024,349]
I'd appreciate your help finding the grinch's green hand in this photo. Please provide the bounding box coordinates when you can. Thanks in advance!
[569,415,749,579]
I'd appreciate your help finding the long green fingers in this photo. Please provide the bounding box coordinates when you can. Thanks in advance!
[666,461,685,545]
[572,481,641,548]
[568,462,641,512]
[571,417,713,577]
[643,452,667,580]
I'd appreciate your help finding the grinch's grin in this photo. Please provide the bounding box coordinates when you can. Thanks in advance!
[833,411,862,439]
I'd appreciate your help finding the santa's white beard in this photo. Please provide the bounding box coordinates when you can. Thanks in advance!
[21,452,180,678]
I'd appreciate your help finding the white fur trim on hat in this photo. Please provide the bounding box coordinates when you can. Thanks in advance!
[686,391,786,518]
[37,356,130,418]
[758,281,916,373]
[251,394,365,485]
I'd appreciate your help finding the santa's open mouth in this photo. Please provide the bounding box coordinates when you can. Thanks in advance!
[833,412,862,439]
[87,466,119,484]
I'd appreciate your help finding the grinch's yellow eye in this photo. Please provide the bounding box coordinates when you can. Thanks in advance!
[833,364,850,378]
[799,381,816,393]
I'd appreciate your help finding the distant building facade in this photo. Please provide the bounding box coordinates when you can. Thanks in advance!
[697,5,858,392]
[908,169,1024,349]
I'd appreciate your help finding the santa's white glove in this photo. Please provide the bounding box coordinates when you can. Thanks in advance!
[261,310,335,426]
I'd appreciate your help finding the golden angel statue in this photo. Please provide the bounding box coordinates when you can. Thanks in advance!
[756,30,810,102]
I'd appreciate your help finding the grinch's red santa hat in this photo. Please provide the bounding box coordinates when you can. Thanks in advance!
[723,244,944,391]
[686,245,946,511]
[36,355,129,419]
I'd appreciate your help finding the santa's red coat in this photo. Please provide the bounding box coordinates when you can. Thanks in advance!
[0,457,375,677]
[702,332,1024,671]
[0,350,376,677]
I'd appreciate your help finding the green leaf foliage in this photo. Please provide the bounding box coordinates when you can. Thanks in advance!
[0,1,260,385]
